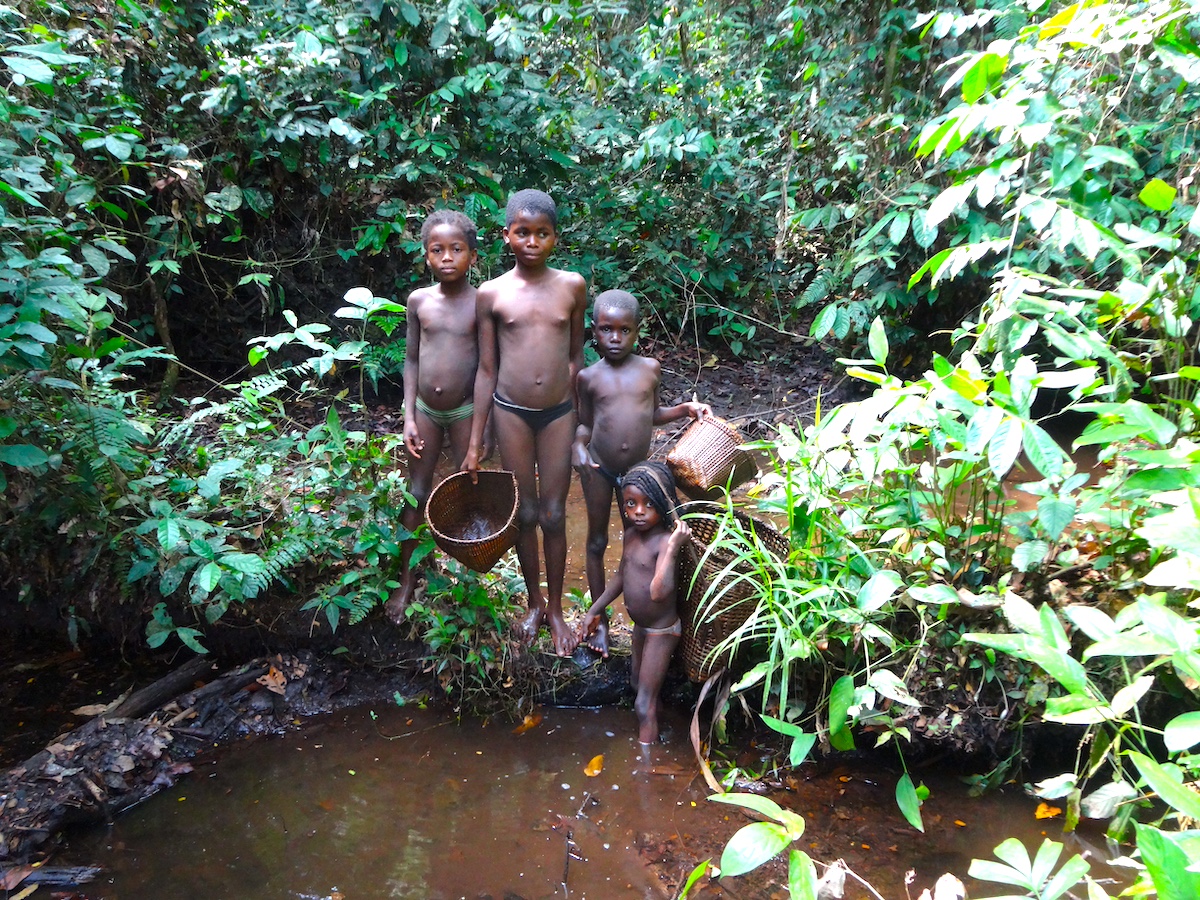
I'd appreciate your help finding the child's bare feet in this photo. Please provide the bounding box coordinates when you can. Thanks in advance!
[384,578,416,625]
[546,608,578,656]
[517,606,545,645]
[584,613,609,657]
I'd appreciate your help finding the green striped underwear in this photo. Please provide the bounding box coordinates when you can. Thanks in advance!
[415,396,474,427]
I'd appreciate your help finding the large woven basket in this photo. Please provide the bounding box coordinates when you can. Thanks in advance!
[666,416,758,500]
[677,501,789,682]
[425,470,520,573]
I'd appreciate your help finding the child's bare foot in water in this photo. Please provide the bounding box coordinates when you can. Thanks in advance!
[517,606,546,645]
[546,608,578,656]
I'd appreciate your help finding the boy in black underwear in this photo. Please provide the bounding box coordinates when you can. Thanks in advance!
[463,190,587,656]
[572,290,709,656]
[580,462,690,750]
[385,209,484,624]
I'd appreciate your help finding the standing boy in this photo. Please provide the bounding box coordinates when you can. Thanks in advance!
[572,290,710,656]
[463,190,587,656]
[385,209,484,625]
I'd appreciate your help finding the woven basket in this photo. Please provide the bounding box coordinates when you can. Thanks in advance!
[676,501,789,682]
[666,416,758,500]
[425,470,520,573]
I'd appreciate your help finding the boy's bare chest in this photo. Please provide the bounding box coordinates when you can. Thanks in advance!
[592,365,656,409]
[418,299,475,337]
[493,294,572,331]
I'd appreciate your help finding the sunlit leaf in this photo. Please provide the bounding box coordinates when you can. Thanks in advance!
[896,773,925,831]
[1036,802,1062,819]
[1129,752,1200,821]
[584,754,604,776]
[719,821,792,877]
[1164,711,1200,753]
[1138,178,1176,211]
[512,711,542,734]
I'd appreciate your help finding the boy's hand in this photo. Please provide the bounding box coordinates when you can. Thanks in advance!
[666,520,691,556]
[403,419,424,458]
[572,440,594,471]
[685,402,712,420]
[461,446,480,483]
[580,611,600,638]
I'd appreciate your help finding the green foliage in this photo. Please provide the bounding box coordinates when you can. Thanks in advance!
[401,558,525,714]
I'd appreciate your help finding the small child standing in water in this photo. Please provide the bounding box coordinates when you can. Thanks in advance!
[463,189,588,656]
[580,462,690,752]
[573,290,709,656]
[385,209,485,624]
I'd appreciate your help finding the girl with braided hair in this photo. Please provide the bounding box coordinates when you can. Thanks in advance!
[580,461,691,751]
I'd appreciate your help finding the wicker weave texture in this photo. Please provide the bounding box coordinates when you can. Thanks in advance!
[425,470,519,573]
[677,501,789,682]
[666,416,758,500]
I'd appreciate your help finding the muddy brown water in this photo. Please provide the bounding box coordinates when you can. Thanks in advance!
[58,704,1125,900]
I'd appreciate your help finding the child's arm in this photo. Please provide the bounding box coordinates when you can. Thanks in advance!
[463,289,498,476]
[401,294,424,457]
[649,360,711,424]
[653,399,711,424]
[571,371,595,470]
[581,569,623,637]
[567,275,587,392]
[649,521,691,604]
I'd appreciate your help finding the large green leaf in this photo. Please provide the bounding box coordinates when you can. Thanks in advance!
[895,773,925,832]
[1163,711,1200,753]
[1135,824,1200,900]
[828,675,855,750]
[1129,752,1200,822]
[0,444,49,466]
[719,821,792,878]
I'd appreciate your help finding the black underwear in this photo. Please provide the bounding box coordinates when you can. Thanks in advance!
[598,463,623,488]
[493,392,574,433]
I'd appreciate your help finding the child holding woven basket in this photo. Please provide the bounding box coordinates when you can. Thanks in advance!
[580,462,690,753]
[462,189,588,656]
[573,290,709,656]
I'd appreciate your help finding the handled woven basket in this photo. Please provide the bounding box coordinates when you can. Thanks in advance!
[666,416,758,500]
[425,470,520,573]
[677,501,789,682]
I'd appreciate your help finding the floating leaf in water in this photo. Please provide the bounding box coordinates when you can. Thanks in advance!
[1035,802,1062,819]
[584,754,604,776]
[512,711,542,734]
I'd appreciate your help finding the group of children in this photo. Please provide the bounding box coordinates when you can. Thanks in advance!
[384,190,710,748]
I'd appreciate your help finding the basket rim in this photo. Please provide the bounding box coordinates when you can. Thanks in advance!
[424,469,520,546]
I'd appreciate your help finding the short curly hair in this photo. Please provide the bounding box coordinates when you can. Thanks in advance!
[593,289,640,323]
[421,209,478,250]
[505,189,557,228]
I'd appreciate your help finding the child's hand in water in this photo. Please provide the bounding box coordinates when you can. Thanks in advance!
[403,419,425,458]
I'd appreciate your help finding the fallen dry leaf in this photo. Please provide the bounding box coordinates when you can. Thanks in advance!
[512,711,542,734]
[1035,802,1062,819]
[0,865,33,890]
[584,754,604,777]
[257,666,287,695]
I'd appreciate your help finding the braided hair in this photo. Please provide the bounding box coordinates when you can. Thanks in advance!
[619,461,681,528]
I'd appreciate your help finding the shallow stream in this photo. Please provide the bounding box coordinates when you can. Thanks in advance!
[60,704,1124,900]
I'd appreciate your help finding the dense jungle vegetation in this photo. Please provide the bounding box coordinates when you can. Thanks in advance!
[2,0,1199,895]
